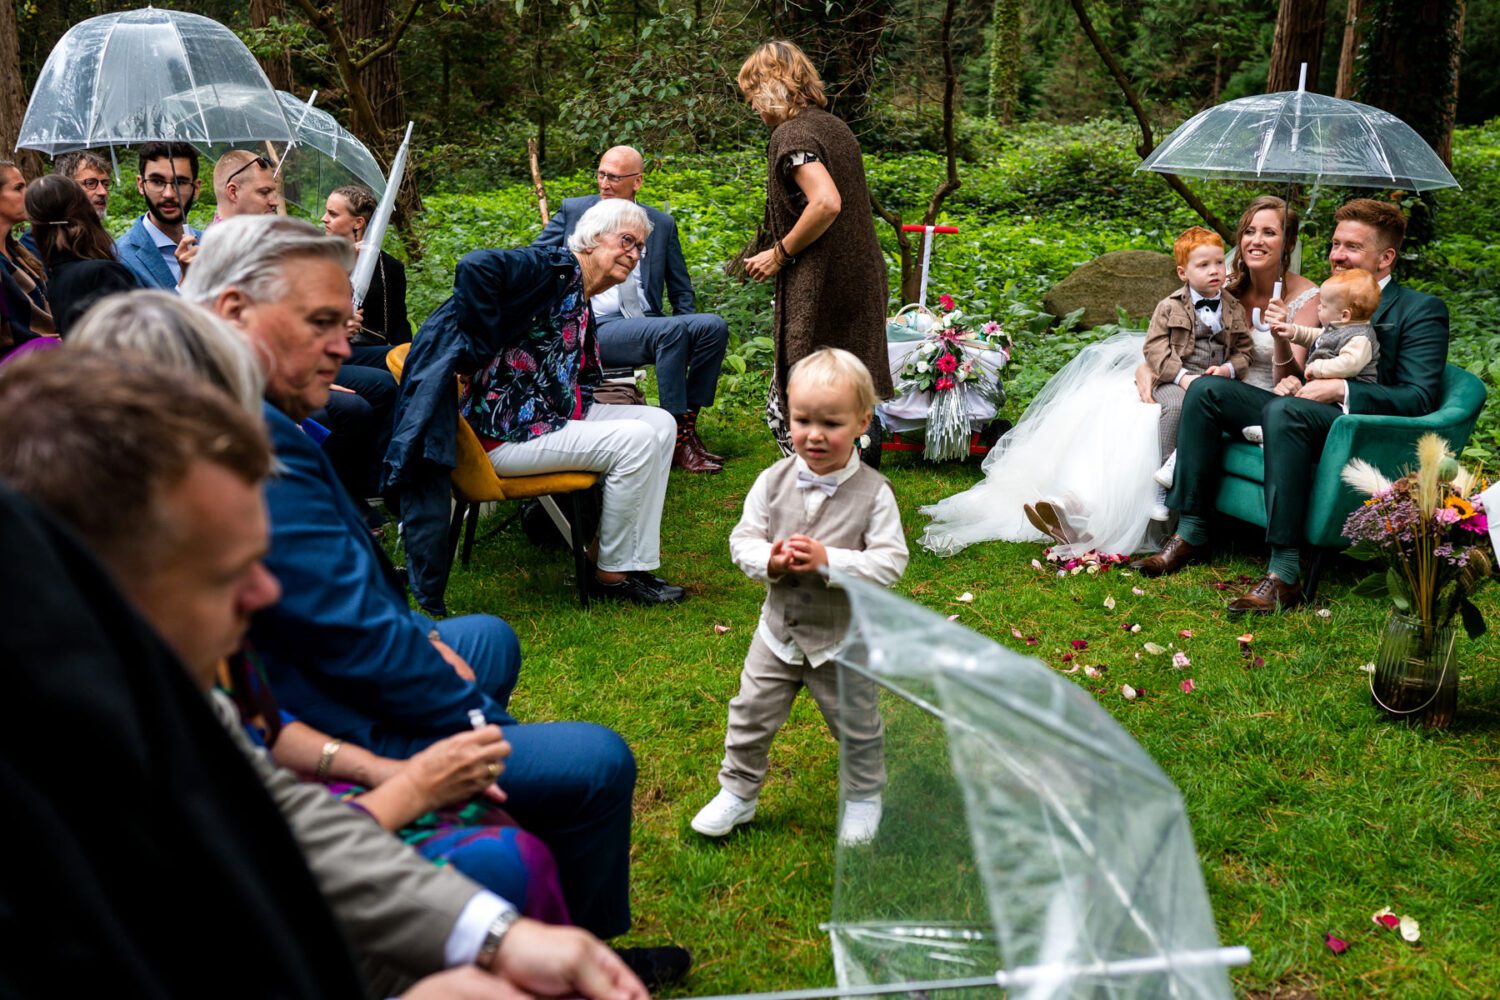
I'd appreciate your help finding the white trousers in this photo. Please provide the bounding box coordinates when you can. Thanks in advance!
[485,403,676,573]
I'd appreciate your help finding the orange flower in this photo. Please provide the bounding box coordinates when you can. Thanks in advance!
[1444,496,1475,519]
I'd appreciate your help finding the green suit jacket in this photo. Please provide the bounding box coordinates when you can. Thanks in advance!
[1345,278,1449,417]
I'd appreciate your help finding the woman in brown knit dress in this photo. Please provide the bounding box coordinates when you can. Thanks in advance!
[738,41,891,454]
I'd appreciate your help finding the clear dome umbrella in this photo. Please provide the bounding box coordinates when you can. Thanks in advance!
[269,90,388,199]
[690,573,1250,1000]
[18,8,292,161]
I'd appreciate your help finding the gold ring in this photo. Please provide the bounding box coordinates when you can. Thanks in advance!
[486,762,501,781]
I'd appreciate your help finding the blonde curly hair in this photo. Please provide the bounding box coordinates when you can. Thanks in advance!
[737,40,827,122]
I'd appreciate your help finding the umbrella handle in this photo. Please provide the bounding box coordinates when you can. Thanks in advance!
[1251,280,1284,333]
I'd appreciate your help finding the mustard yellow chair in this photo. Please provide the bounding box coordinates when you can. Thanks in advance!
[386,344,601,606]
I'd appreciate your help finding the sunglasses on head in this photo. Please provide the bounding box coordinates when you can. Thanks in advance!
[225,155,272,186]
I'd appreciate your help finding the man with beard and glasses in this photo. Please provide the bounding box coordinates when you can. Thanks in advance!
[117,141,203,293]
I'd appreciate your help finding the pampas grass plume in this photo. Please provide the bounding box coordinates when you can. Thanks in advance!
[1416,434,1450,515]
[1342,458,1393,496]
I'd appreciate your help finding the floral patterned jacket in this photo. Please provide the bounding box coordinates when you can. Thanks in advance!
[460,264,603,445]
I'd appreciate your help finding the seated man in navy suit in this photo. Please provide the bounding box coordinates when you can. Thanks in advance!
[115,142,203,292]
[179,216,647,947]
[536,145,729,473]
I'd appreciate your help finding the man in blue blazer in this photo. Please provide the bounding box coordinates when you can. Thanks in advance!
[182,215,644,944]
[536,146,729,472]
[115,142,203,292]
[1141,199,1451,613]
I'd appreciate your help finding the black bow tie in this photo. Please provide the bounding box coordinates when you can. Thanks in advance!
[1195,298,1221,312]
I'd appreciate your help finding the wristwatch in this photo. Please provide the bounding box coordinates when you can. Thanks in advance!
[475,906,521,969]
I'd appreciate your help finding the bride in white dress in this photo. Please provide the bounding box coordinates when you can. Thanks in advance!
[920,196,1321,558]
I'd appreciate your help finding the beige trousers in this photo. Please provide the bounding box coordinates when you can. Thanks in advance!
[718,634,886,801]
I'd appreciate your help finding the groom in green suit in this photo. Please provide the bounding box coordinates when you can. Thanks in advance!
[1137,198,1450,612]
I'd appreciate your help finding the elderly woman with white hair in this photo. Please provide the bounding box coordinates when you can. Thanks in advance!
[380,198,682,607]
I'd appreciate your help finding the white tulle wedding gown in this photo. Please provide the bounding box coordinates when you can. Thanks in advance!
[919,322,1285,559]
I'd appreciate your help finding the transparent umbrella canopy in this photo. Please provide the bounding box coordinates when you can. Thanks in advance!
[18,8,291,156]
[1137,74,1459,192]
[691,576,1251,1000]
[270,91,388,198]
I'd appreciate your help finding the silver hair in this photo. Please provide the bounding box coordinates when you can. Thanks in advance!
[566,198,653,253]
[179,214,354,307]
[70,290,267,416]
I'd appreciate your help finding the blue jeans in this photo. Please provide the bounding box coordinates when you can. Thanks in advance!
[597,312,729,413]
[375,615,636,939]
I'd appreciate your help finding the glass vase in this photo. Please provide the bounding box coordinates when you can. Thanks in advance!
[1371,611,1458,729]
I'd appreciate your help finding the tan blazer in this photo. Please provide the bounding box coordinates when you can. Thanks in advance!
[1144,284,1252,384]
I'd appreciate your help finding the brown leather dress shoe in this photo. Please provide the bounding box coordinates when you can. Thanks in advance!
[1227,573,1303,614]
[672,438,722,473]
[686,428,725,464]
[1132,534,1203,577]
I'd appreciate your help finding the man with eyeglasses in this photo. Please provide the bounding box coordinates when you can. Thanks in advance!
[536,145,730,474]
[116,141,203,293]
[212,150,282,221]
[54,150,111,218]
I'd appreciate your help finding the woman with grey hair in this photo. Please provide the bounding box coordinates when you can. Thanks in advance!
[447,197,684,605]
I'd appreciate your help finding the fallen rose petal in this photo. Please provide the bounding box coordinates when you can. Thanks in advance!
[1031,559,1044,570]
[1173,651,1192,668]
[1324,933,1349,955]
[1180,678,1196,693]
[1317,608,1332,619]
[1084,665,1103,679]
[1372,908,1400,929]
[947,614,960,621]
[1179,629,1194,638]
[1252,656,1265,668]
[956,592,975,603]
[1399,915,1420,942]
[1132,586,1147,596]
[1061,663,1081,674]
[1130,623,1142,633]
[1011,628,1024,639]
[713,624,731,634]
[1061,652,1074,662]
[1213,582,1230,591]
[1143,642,1167,655]
[1025,636,1040,646]
[1104,595,1116,609]
[1071,639,1088,650]
[1120,569,1133,577]
[1121,684,1138,700]
[1237,633,1254,644]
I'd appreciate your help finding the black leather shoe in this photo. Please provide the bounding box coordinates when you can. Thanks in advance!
[614,945,692,989]
[588,572,686,605]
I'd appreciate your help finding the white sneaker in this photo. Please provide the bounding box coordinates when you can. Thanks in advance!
[1151,485,1172,522]
[1242,425,1264,445]
[838,796,883,846]
[690,788,757,837]
[1153,451,1177,489]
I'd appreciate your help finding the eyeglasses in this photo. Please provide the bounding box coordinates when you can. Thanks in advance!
[141,175,195,192]
[597,170,642,184]
[614,232,646,257]
[77,177,110,192]
[225,155,272,187]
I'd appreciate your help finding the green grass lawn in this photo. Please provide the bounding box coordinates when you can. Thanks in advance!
[437,408,1500,999]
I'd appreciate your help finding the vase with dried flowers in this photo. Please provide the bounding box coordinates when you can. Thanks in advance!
[1341,434,1494,728]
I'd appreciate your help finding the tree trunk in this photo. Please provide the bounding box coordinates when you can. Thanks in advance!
[987,0,1022,123]
[1335,0,1363,98]
[250,0,294,91]
[1267,0,1328,92]
[1355,0,1466,167]
[0,0,41,178]
[343,0,409,147]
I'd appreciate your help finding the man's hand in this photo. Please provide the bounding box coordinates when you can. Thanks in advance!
[1295,377,1347,404]
[490,920,648,1000]
[767,538,793,577]
[175,234,199,275]
[433,636,477,682]
[1272,375,1303,397]
[1134,362,1155,404]
[784,534,829,573]
[743,248,782,282]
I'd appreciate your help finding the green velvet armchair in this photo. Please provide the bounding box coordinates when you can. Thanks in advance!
[1213,364,1489,595]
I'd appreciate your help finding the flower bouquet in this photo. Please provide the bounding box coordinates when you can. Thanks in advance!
[891,294,1010,462]
[1341,434,1494,728]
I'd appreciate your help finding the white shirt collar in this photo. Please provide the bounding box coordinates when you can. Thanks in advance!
[141,212,179,250]
[1378,274,1392,289]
